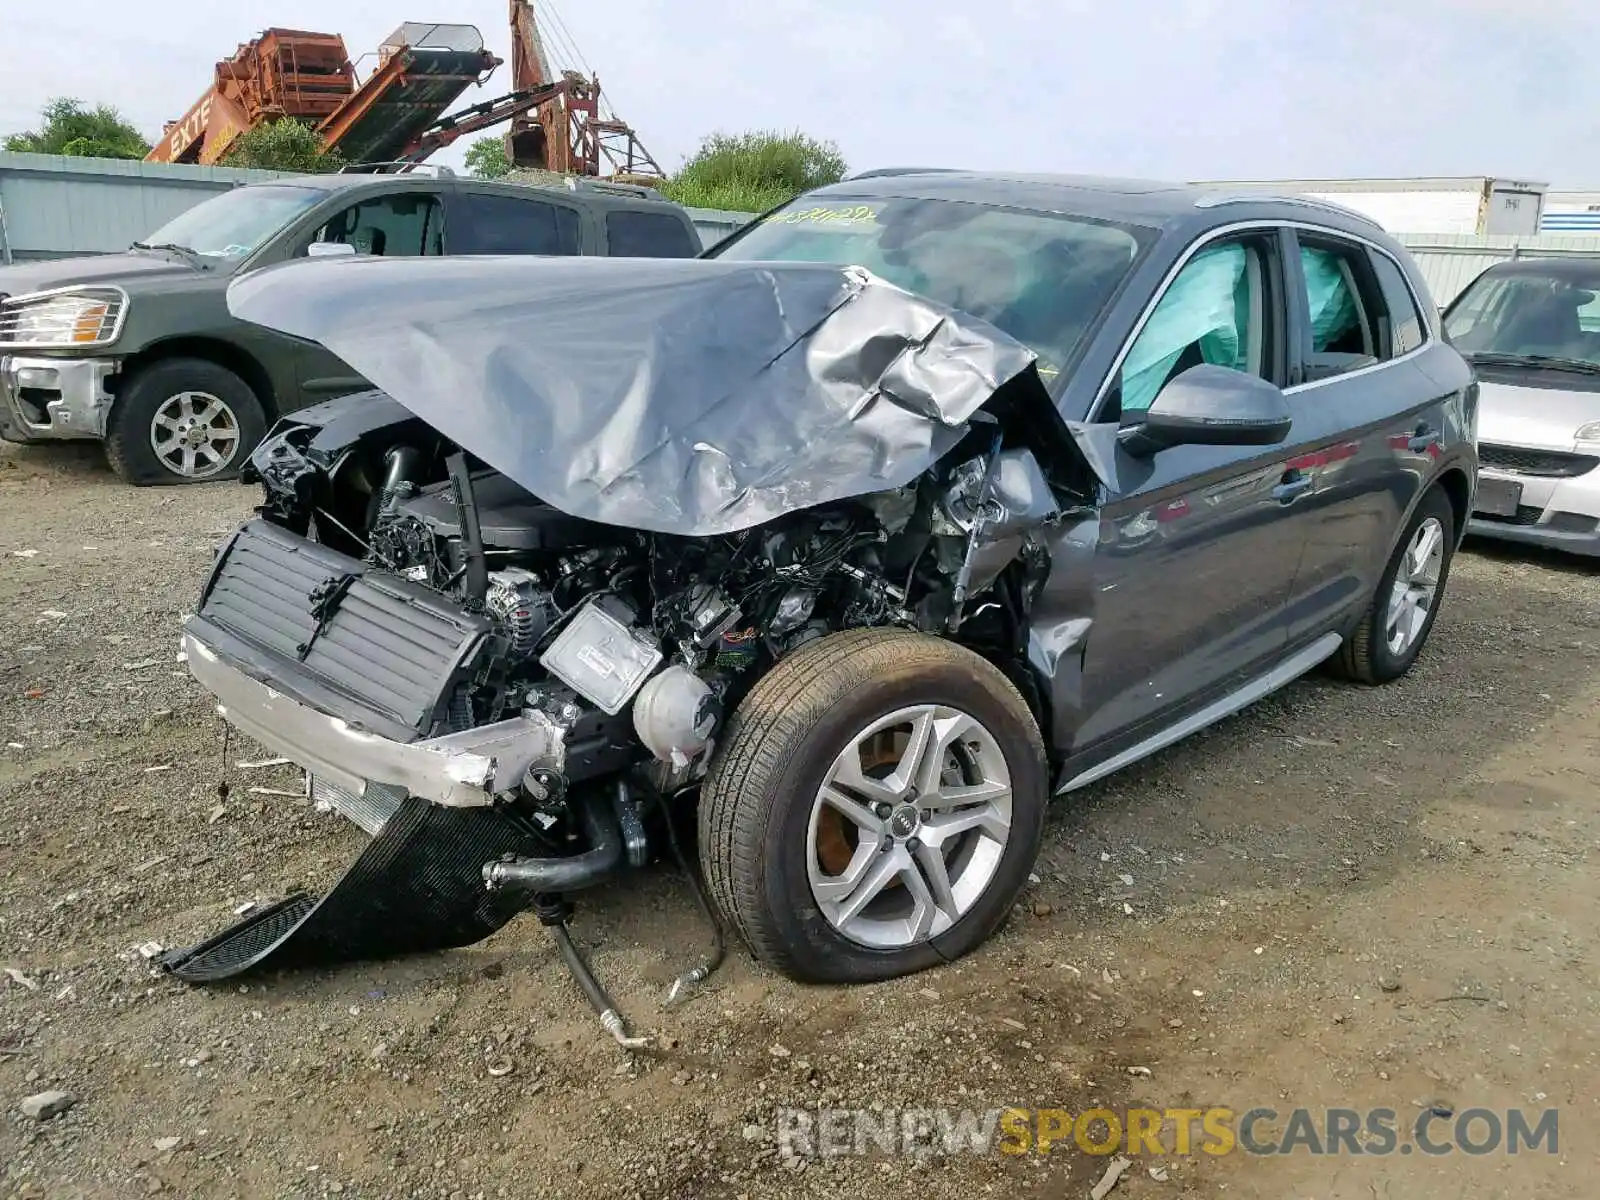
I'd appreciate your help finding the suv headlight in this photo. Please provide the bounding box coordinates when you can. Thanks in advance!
[0,287,127,350]
[1576,421,1600,445]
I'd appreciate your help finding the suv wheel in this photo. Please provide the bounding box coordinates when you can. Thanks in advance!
[699,629,1047,983]
[1331,485,1456,684]
[105,358,266,485]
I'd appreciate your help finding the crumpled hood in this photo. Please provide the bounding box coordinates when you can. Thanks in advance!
[227,254,1041,536]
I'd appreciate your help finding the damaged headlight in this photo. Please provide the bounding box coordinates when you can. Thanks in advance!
[0,287,127,350]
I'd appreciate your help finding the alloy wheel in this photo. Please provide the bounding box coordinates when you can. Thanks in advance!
[149,390,241,479]
[1385,515,1445,656]
[806,704,1013,949]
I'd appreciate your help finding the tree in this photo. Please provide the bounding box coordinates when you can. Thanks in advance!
[4,97,150,160]
[220,119,343,174]
[465,136,512,180]
[659,130,846,213]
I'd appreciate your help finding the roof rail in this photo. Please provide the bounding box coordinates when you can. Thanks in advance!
[846,167,962,181]
[1194,191,1384,229]
[338,161,457,177]
[560,176,660,199]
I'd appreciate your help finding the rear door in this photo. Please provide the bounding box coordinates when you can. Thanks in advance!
[1277,228,1446,644]
[443,189,584,256]
[1069,225,1309,750]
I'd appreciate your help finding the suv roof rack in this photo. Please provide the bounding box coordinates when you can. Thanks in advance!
[846,167,962,181]
[556,176,661,199]
[338,161,458,177]
[1194,191,1384,229]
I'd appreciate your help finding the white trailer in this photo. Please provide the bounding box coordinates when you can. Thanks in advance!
[1188,176,1548,236]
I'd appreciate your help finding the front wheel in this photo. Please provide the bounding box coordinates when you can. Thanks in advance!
[104,358,266,485]
[698,629,1048,984]
[1331,485,1456,684]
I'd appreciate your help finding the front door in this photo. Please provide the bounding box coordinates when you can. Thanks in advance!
[1065,227,1309,753]
[290,191,446,400]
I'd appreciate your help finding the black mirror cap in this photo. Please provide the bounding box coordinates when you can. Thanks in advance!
[1119,363,1292,457]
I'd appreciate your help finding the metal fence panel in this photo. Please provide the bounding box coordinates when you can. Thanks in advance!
[0,151,291,265]
[1396,232,1600,307]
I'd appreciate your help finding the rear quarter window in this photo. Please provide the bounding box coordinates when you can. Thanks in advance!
[1369,251,1429,354]
[606,210,699,258]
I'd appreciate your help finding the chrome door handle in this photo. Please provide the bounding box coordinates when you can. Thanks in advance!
[1408,424,1440,453]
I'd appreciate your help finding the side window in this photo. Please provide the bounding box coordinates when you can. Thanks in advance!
[312,193,442,257]
[1296,238,1385,381]
[449,193,581,256]
[606,210,699,258]
[1107,234,1277,420]
[1577,290,1600,335]
[1369,251,1429,355]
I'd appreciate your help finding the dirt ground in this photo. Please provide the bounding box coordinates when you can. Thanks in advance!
[1,439,1596,1200]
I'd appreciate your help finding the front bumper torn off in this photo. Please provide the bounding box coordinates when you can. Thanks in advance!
[183,630,565,808]
[0,355,116,442]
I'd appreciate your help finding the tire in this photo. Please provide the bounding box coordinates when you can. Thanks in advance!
[104,358,266,486]
[698,628,1048,984]
[1330,485,1456,684]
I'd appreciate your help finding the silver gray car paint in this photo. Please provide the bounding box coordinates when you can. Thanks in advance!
[232,174,1480,793]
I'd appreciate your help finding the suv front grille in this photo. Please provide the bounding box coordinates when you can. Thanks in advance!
[1479,443,1599,478]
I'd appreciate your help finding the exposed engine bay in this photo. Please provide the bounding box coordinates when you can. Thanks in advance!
[240,392,1071,799]
[163,253,1100,1041]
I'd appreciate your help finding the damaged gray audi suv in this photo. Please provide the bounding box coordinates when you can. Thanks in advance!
[166,172,1477,999]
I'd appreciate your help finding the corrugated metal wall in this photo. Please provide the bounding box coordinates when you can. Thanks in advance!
[0,151,753,259]
[0,151,292,264]
[1397,232,1600,307]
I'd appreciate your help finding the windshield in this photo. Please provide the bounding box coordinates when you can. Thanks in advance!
[139,184,328,262]
[706,194,1151,380]
[1444,266,1600,369]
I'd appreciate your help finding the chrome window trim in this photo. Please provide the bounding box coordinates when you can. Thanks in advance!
[1089,219,1437,422]
[0,282,130,351]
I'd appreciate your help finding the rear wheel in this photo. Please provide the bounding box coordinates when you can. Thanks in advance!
[1331,485,1455,684]
[105,358,266,485]
[698,629,1047,983]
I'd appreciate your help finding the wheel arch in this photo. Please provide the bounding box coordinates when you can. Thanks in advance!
[115,337,279,421]
[1433,464,1472,546]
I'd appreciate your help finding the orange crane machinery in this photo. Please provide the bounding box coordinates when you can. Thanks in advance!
[146,29,356,165]
[147,7,660,178]
[389,1,663,178]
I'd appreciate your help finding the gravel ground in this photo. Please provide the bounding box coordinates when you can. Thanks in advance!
[2,440,1597,1200]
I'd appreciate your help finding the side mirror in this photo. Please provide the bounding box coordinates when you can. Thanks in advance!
[307,241,357,259]
[1118,364,1291,458]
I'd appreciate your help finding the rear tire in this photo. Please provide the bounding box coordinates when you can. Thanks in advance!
[698,629,1048,984]
[105,358,266,486]
[1331,485,1456,684]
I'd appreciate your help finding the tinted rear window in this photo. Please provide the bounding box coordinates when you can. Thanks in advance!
[606,210,698,258]
[450,193,580,255]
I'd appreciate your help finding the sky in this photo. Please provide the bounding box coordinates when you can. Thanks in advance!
[2,0,1598,184]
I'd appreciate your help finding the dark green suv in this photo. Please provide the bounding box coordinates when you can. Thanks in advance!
[0,169,701,483]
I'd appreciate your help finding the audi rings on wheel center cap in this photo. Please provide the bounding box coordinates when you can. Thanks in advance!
[888,804,922,840]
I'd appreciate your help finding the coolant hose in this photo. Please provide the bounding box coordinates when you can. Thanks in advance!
[482,793,622,894]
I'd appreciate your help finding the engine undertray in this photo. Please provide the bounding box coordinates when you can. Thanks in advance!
[161,796,552,982]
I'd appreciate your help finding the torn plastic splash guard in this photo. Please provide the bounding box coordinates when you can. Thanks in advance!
[226,254,1044,537]
[161,796,551,981]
